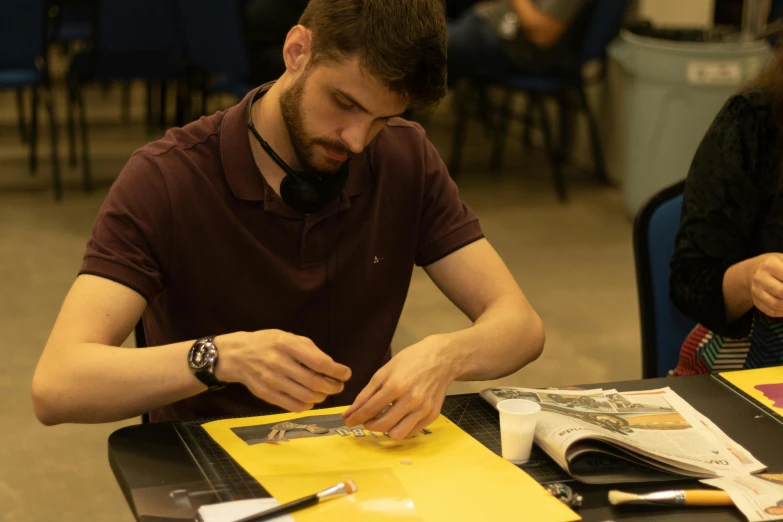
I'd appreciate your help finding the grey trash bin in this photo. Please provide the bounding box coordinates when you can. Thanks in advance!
[608,29,771,217]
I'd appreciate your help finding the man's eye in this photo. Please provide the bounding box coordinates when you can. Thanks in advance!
[335,98,357,112]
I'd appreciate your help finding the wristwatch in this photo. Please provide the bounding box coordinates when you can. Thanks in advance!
[188,336,227,390]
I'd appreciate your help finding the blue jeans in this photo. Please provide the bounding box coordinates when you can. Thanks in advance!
[447,12,525,83]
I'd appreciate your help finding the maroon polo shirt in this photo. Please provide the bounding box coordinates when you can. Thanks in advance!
[80,87,483,422]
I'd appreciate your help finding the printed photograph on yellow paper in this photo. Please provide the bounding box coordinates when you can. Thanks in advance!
[720,366,783,416]
[201,406,580,522]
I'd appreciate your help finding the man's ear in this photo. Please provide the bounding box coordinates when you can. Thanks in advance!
[283,25,313,74]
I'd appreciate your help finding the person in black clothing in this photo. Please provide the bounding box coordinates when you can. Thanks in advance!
[670,46,783,374]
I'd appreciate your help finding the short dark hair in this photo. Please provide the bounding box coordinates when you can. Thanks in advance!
[299,0,447,107]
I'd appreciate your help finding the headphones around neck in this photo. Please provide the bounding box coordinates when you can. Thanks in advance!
[246,86,349,214]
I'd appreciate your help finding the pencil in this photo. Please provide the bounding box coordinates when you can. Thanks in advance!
[233,480,358,522]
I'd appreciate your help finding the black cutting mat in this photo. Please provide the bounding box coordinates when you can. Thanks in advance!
[439,394,572,484]
[176,394,571,501]
[713,373,783,426]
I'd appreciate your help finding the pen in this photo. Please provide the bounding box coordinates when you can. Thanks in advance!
[231,480,357,522]
[609,489,734,507]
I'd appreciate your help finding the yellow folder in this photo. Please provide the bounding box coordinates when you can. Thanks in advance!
[202,407,580,522]
[720,366,783,416]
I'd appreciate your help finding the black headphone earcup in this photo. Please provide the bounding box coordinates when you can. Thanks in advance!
[280,174,321,212]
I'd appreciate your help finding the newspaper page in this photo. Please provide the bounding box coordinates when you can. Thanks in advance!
[702,474,783,521]
[480,386,765,483]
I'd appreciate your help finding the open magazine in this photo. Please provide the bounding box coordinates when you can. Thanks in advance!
[480,386,766,484]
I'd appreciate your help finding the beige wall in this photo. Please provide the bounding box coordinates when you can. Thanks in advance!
[638,0,714,27]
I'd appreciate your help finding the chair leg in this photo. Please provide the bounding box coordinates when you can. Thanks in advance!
[159,81,167,129]
[16,87,28,143]
[522,96,535,151]
[448,81,471,179]
[30,87,39,175]
[200,74,209,117]
[43,85,62,201]
[121,80,131,123]
[556,93,575,166]
[66,79,78,167]
[490,88,514,173]
[75,86,92,192]
[175,76,188,127]
[578,85,610,186]
[146,80,154,132]
[535,96,567,202]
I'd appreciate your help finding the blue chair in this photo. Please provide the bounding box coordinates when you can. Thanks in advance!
[65,0,184,190]
[633,181,696,378]
[449,0,628,201]
[177,0,255,115]
[0,0,62,199]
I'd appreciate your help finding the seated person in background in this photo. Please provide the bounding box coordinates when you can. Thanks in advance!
[670,47,783,374]
[447,0,596,82]
[31,0,546,441]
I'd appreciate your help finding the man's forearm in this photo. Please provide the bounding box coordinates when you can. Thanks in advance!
[432,295,545,382]
[508,0,565,48]
[32,340,205,425]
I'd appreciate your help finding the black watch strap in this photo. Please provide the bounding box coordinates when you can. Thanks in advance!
[188,336,227,390]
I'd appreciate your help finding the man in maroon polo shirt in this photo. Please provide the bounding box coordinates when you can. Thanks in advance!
[32,0,545,441]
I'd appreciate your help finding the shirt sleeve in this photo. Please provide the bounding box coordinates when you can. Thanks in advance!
[415,135,484,266]
[669,94,770,338]
[79,151,172,301]
[536,0,587,23]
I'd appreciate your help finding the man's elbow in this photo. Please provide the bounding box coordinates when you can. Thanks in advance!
[31,375,63,426]
[527,312,545,362]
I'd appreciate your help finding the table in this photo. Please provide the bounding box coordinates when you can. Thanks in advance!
[108,374,783,522]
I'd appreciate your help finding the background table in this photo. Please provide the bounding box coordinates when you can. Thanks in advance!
[108,374,783,521]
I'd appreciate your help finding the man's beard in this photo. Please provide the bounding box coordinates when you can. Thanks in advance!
[279,71,352,176]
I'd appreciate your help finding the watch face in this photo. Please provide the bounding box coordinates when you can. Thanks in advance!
[190,343,214,370]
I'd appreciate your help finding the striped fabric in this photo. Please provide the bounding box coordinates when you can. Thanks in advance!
[674,312,783,375]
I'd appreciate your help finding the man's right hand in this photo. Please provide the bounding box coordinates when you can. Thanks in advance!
[214,330,351,412]
[748,253,783,318]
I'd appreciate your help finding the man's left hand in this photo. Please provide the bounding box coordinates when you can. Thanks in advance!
[341,336,458,441]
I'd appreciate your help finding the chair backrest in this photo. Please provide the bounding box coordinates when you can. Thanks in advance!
[771,0,783,21]
[176,0,249,78]
[93,0,180,57]
[580,0,629,65]
[0,0,46,69]
[633,181,696,378]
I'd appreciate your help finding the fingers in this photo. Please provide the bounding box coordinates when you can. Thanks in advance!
[408,413,439,440]
[754,272,783,300]
[284,361,345,396]
[363,398,412,434]
[289,336,352,382]
[341,374,382,419]
[753,272,783,317]
[247,381,313,413]
[264,372,328,406]
[343,384,401,427]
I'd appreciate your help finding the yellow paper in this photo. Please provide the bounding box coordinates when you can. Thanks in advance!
[721,366,783,416]
[202,407,579,522]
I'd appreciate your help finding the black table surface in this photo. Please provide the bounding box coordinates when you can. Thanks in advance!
[108,374,783,522]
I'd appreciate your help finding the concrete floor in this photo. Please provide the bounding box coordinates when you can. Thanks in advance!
[0,76,640,521]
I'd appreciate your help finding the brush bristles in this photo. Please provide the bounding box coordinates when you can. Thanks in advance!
[343,480,358,494]
[608,490,639,505]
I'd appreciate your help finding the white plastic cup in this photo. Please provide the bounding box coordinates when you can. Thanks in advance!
[498,399,541,464]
